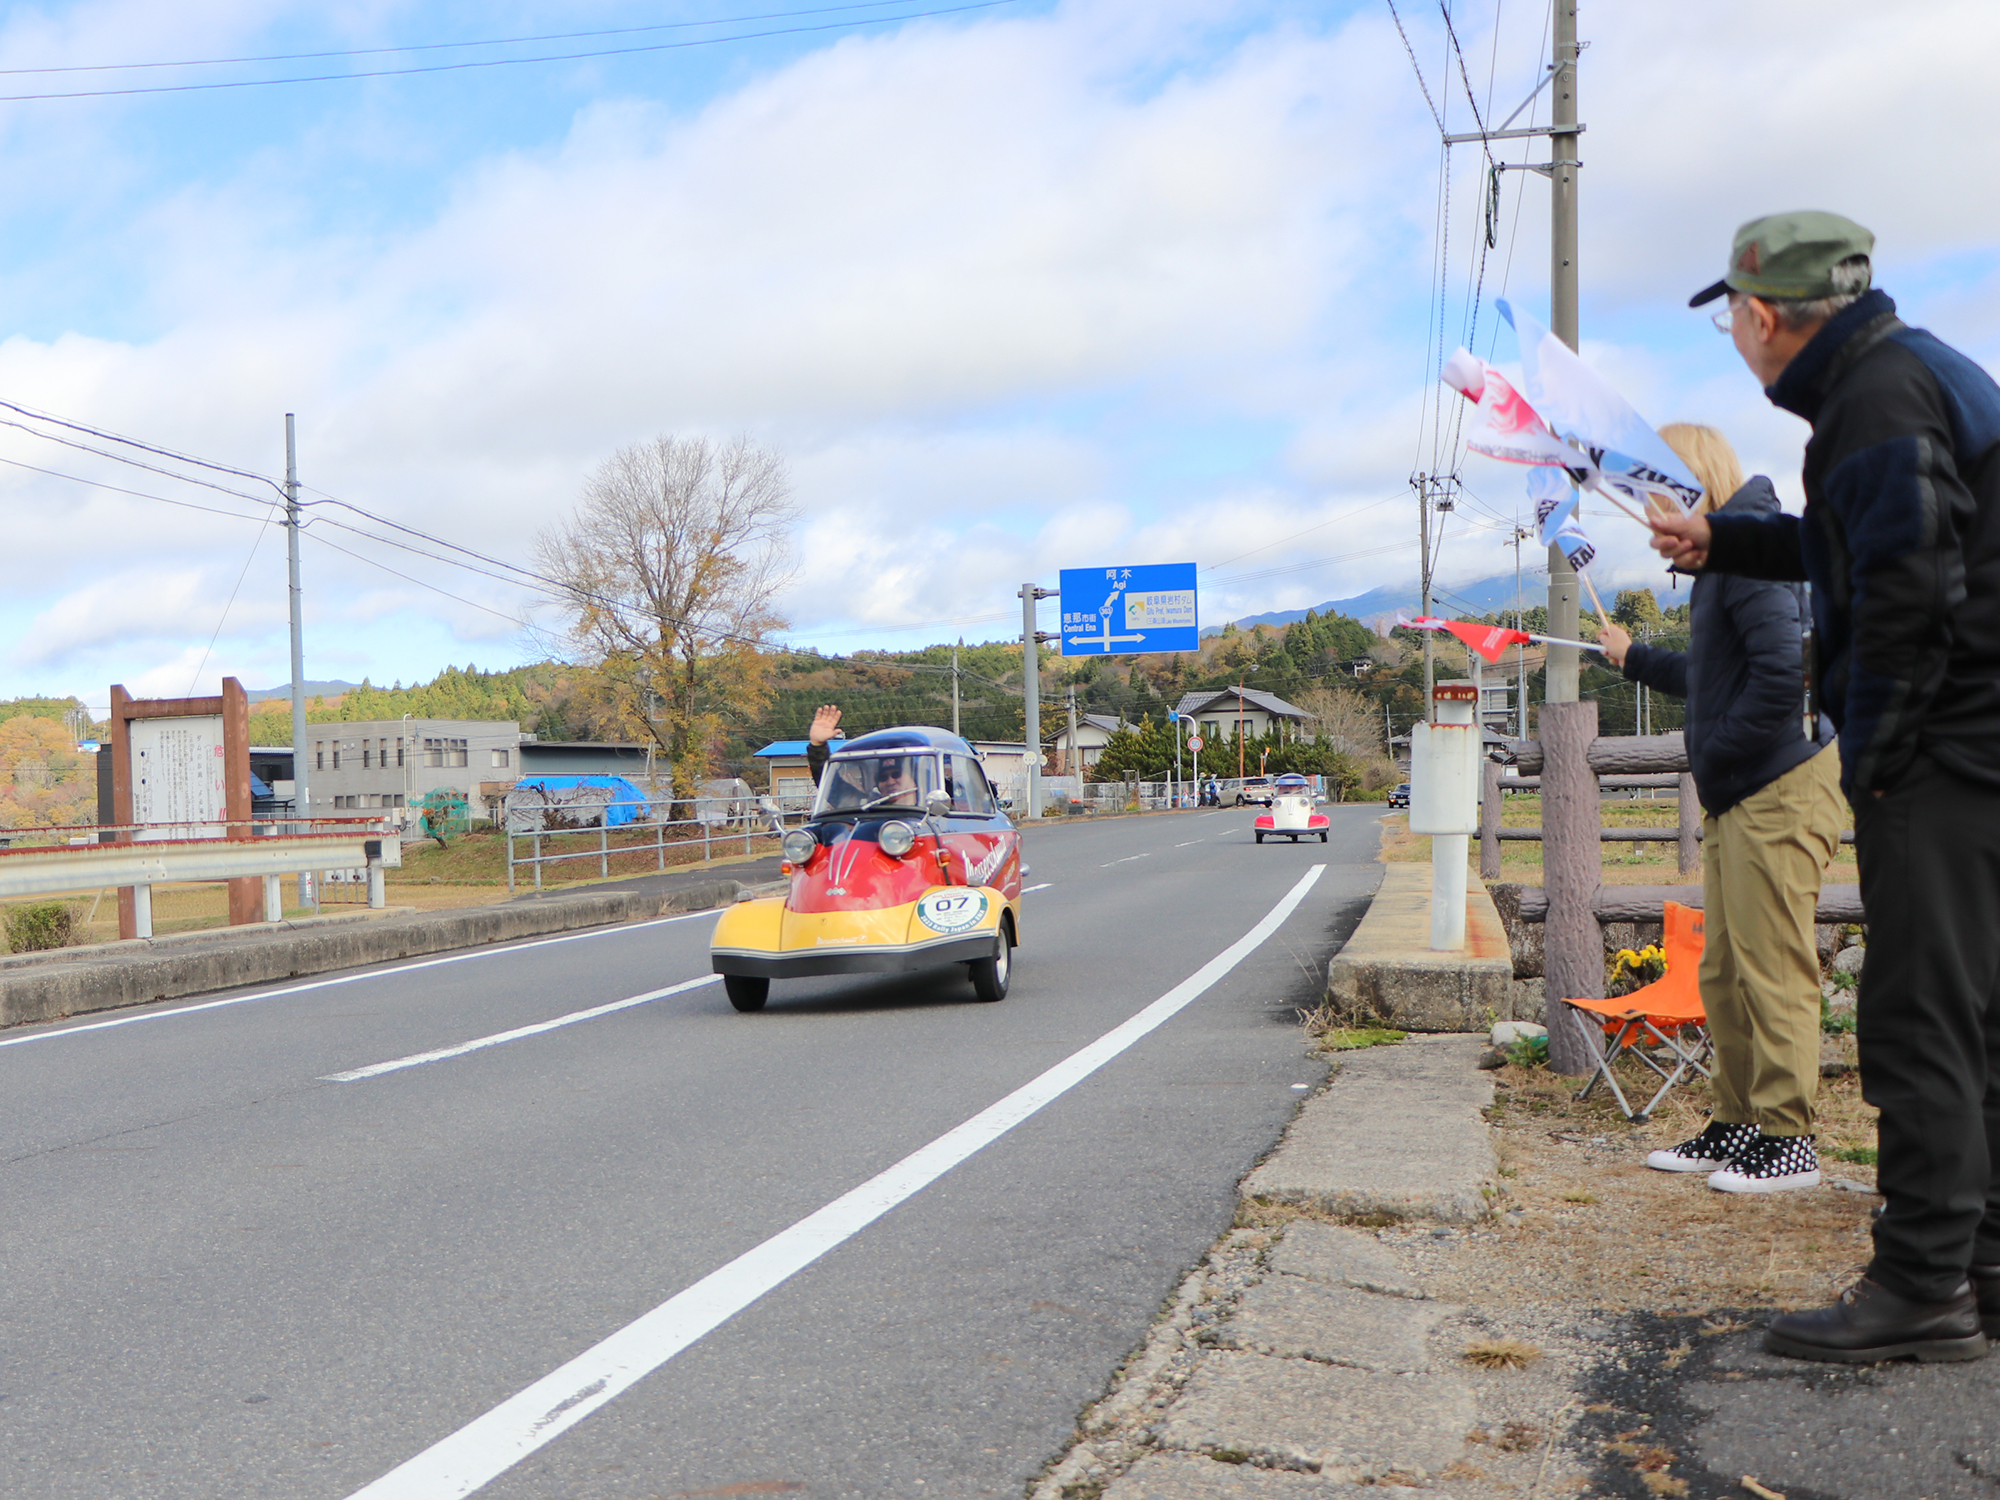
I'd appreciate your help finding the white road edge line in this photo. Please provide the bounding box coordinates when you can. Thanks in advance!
[320,976,722,1082]
[0,907,725,1053]
[1021,882,1053,893]
[342,864,1328,1500]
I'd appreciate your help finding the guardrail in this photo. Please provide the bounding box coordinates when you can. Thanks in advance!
[0,818,401,938]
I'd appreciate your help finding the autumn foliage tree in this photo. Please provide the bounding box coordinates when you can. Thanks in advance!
[536,436,796,800]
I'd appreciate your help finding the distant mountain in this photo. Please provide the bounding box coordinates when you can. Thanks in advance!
[245,680,363,702]
[1214,574,1687,633]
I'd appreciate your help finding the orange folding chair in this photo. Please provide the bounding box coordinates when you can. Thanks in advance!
[1566,901,1712,1122]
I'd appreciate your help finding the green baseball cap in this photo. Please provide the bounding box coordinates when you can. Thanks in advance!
[1688,210,1875,307]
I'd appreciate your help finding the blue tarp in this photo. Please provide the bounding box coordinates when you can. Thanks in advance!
[511,775,652,827]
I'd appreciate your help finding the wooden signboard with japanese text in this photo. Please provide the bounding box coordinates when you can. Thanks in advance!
[109,678,256,938]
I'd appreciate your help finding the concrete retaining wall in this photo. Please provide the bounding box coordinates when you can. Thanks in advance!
[0,878,748,1032]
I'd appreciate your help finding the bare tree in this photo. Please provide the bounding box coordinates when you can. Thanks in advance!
[536,435,796,800]
[1293,684,1383,759]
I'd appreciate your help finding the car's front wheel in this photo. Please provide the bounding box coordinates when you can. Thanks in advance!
[969,926,1013,1003]
[724,975,769,1012]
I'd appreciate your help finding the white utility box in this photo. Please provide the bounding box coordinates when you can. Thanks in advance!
[1410,681,1481,951]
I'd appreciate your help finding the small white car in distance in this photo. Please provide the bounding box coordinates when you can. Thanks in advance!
[1254,774,1330,844]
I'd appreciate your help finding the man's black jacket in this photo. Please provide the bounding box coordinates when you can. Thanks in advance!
[1622,477,1831,816]
[1703,289,2000,799]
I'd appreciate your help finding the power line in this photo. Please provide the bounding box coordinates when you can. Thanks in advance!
[0,399,286,499]
[0,452,272,524]
[0,1,1024,104]
[0,416,281,507]
[0,2,955,76]
[304,531,534,630]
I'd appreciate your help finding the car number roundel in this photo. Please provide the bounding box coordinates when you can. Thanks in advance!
[917,889,989,934]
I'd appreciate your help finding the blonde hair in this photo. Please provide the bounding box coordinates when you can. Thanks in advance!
[1657,423,1745,517]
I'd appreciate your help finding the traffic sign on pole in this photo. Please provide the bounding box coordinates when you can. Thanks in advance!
[1058,563,1199,655]
[1186,735,1204,752]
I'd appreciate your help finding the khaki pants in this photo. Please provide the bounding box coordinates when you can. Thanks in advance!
[1701,747,1845,1137]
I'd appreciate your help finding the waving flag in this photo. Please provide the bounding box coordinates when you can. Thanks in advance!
[1439,348,1581,469]
[1402,612,1604,657]
[1499,300,1703,515]
[1528,465,1580,549]
[1551,515,1597,571]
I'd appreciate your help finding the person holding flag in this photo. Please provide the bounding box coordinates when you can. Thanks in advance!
[1595,424,1843,1194]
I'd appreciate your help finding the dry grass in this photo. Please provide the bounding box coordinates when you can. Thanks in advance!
[1462,1338,1543,1370]
[1422,1059,1880,1315]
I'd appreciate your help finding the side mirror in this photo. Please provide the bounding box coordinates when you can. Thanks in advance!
[925,789,952,818]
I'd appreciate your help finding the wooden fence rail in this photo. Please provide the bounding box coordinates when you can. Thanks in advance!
[1485,718,1862,1076]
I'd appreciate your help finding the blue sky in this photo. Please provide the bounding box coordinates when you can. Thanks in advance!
[0,0,1995,711]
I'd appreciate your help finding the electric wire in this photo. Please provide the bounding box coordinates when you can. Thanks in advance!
[185,511,276,697]
[0,398,286,498]
[0,1,1024,104]
[0,2,960,76]
[0,452,273,524]
[0,416,281,508]
[304,530,535,630]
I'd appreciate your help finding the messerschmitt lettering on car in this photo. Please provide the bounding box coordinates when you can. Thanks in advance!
[709,726,1022,1011]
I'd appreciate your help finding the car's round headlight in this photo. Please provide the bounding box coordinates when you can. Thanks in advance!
[877,820,916,858]
[782,829,818,864]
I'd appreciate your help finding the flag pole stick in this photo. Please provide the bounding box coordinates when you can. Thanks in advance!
[1583,473,1653,526]
[1578,568,1609,627]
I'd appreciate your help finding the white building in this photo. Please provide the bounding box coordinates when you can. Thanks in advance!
[1174,687,1311,745]
[302,719,523,821]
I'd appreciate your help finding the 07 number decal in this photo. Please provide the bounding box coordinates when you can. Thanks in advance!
[916,889,990,934]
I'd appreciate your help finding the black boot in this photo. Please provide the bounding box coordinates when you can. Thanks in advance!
[1970,1264,2000,1339]
[1764,1277,1986,1364]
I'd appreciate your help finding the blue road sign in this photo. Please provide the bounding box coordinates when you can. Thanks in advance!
[1058,564,1200,655]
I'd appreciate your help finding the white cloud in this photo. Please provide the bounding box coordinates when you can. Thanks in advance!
[0,0,1997,702]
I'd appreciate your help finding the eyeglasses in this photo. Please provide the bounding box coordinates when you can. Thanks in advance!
[1711,304,1735,333]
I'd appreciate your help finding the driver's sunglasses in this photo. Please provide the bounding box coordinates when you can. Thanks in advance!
[874,766,908,786]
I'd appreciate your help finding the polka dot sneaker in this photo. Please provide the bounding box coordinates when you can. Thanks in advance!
[1646,1120,1760,1173]
[1709,1133,1821,1194]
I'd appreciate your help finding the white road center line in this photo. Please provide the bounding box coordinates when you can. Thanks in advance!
[320,976,722,1082]
[0,908,723,1053]
[342,864,1328,1500]
[1174,840,1202,848]
[1021,882,1053,893]
[1100,853,1151,867]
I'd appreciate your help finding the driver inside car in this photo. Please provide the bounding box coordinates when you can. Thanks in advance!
[803,704,927,810]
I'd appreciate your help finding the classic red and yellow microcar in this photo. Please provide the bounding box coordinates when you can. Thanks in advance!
[709,727,1023,1011]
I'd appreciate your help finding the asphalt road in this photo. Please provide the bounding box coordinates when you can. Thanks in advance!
[0,804,1384,1500]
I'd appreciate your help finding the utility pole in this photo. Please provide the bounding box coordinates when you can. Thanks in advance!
[1065,686,1079,778]
[1544,0,1582,704]
[1019,584,1054,819]
[1416,472,1434,706]
[951,637,961,737]
[1511,524,1530,738]
[284,414,313,908]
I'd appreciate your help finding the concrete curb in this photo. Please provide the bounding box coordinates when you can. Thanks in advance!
[1323,864,1519,1031]
[0,877,747,1032]
[1034,1037,1520,1498]
[1241,1035,1497,1225]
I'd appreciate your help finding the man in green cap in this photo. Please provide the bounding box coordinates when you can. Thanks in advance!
[1654,212,2000,1364]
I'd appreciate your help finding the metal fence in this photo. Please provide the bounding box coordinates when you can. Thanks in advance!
[504,796,814,893]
